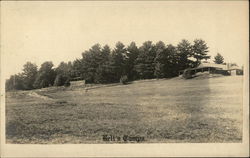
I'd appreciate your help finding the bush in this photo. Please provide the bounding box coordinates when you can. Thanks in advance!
[120,75,128,84]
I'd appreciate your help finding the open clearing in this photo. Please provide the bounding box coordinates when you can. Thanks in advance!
[6,76,243,143]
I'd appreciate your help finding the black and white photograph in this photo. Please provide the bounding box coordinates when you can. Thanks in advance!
[0,0,249,157]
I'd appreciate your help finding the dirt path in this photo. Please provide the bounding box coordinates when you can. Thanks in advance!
[27,91,54,101]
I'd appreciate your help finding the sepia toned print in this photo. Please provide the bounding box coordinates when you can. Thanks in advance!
[5,62,244,143]
[1,0,249,157]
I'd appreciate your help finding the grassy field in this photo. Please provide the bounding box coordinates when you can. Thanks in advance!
[6,76,243,143]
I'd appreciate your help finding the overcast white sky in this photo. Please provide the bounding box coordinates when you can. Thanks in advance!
[1,1,249,79]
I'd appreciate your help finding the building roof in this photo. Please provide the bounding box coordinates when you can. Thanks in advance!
[228,65,241,70]
[197,63,228,70]
[184,62,242,71]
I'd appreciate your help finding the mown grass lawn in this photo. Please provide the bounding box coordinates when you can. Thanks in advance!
[6,76,243,143]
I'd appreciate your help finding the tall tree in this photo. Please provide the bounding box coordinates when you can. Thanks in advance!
[214,53,224,64]
[71,58,85,79]
[110,42,127,82]
[154,41,167,79]
[135,41,156,79]
[33,61,56,88]
[126,42,139,80]
[165,44,179,77]
[95,45,113,83]
[22,62,38,90]
[55,62,71,76]
[176,39,193,71]
[54,62,72,86]
[5,74,24,91]
[82,44,102,83]
[192,39,210,66]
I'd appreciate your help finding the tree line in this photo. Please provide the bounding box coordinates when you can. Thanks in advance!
[6,39,221,91]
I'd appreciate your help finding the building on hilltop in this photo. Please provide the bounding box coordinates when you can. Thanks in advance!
[179,62,243,79]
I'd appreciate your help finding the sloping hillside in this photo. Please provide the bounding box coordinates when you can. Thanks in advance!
[6,76,243,143]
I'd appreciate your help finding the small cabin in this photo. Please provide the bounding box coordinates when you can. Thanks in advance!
[70,77,85,87]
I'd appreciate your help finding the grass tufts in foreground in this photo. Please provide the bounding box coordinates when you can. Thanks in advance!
[6,76,243,143]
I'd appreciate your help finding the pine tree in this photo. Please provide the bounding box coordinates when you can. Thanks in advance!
[95,45,113,83]
[154,41,166,79]
[33,61,56,88]
[176,39,193,71]
[71,59,85,79]
[22,62,38,90]
[5,74,25,91]
[135,41,156,79]
[214,53,224,64]
[126,42,139,80]
[165,44,179,77]
[82,44,102,83]
[110,42,127,82]
[192,39,210,67]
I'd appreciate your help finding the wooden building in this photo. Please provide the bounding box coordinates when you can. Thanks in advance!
[179,62,243,78]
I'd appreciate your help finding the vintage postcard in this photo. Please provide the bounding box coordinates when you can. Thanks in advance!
[0,0,249,157]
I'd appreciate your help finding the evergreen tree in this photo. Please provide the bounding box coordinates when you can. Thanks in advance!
[54,74,66,86]
[55,62,71,76]
[110,42,127,82]
[6,39,214,89]
[33,61,56,88]
[54,61,72,86]
[176,39,193,71]
[126,42,139,80]
[135,41,156,79]
[214,53,224,64]
[82,44,102,83]
[165,44,179,77]
[71,58,85,79]
[154,41,167,78]
[22,62,38,90]
[95,45,113,83]
[192,39,210,66]
[5,74,24,91]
